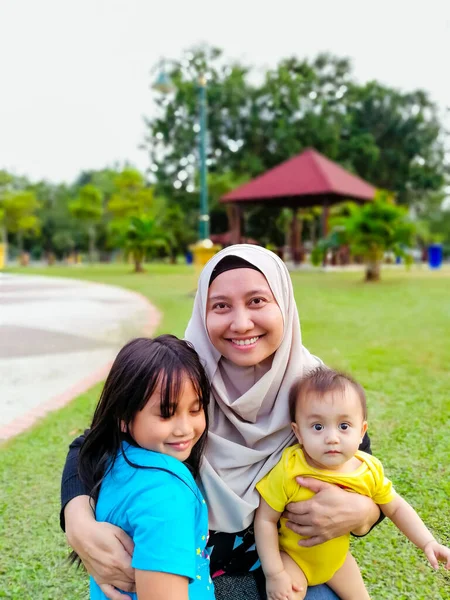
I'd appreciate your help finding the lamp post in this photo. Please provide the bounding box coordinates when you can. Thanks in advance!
[152,67,210,242]
[197,75,210,241]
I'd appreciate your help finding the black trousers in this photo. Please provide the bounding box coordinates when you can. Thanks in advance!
[213,572,266,600]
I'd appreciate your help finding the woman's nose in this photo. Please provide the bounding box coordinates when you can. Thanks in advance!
[230,308,253,332]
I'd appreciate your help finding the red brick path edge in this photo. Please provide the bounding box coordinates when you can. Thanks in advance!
[0,290,162,442]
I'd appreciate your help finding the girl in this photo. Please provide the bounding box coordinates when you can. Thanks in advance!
[62,246,382,600]
[77,335,215,600]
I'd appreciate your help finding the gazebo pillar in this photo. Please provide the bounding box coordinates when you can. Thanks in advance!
[290,208,302,264]
[321,202,330,237]
[228,205,242,245]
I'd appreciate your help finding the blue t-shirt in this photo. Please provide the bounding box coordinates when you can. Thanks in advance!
[90,443,214,599]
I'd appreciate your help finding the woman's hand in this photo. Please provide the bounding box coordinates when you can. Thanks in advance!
[283,477,380,547]
[65,496,135,600]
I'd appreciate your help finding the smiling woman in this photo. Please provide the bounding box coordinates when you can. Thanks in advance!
[206,265,284,367]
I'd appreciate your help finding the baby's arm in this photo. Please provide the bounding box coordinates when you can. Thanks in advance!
[255,498,304,599]
[381,495,450,570]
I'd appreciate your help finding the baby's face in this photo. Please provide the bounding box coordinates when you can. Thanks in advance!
[292,386,367,471]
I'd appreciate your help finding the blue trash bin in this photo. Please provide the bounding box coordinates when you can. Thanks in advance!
[428,244,443,269]
[185,251,193,265]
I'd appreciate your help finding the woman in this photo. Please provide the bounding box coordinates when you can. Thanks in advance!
[61,245,381,600]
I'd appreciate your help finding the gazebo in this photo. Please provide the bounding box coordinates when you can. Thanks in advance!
[220,148,376,262]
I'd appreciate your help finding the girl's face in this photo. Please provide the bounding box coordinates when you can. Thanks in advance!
[206,268,284,367]
[128,374,206,462]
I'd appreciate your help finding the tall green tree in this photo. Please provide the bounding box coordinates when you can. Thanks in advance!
[0,171,40,258]
[69,184,103,262]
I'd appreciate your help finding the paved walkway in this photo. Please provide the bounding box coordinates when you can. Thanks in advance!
[0,273,161,441]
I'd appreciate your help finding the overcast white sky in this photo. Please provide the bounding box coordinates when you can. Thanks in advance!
[1,0,449,184]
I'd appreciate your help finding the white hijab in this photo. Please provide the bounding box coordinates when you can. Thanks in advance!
[185,245,321,532]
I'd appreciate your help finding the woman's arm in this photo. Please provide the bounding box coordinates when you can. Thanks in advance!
[60,431,89,530]
[283,477,381,546]
[136,571,188,600]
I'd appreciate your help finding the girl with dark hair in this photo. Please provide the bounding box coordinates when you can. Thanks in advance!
[78,335,214,600]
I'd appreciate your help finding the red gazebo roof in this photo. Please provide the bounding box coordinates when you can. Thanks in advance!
[221,148,376,205]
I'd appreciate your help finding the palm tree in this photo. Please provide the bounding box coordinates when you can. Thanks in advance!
[333,198,415,281]
[122,216,172,273]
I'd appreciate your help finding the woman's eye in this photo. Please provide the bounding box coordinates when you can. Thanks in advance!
[339,422,350,431]
[313,424,323,431]
[250,297,265,306]
[213,302,228,310]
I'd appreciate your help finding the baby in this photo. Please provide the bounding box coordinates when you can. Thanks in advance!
[255,367,450,600]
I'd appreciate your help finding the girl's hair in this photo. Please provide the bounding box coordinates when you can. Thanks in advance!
[289,366,367,421]
[78,335,210,504]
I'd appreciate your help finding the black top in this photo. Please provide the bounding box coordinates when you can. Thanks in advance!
[61,431,381,575]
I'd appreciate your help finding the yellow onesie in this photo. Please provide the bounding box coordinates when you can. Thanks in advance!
[256,444,395,586]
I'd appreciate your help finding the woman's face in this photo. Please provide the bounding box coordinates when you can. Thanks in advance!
[206,268,284,367]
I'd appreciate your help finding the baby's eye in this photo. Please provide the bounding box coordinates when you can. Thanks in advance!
[312,424,324,431]
[339,422,350,431]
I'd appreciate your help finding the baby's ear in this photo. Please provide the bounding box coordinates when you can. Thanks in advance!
[120,420,127,433]
[360,420,368,443]
[291,422,302,446]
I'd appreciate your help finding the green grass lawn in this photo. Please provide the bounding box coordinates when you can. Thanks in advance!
[1,264,449,599]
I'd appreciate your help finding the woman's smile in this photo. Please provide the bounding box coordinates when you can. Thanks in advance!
[227,334,264,348]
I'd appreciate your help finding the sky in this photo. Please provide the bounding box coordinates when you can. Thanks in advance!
[1,0,449,184]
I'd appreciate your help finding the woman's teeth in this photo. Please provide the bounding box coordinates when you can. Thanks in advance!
[231,336,259,346]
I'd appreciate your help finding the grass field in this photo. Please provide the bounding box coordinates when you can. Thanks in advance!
[1,263,449,599]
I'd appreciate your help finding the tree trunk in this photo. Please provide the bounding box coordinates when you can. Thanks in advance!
[17,231,24,253]
[0,224,7,267]
[365,260,381,281]
[88,226,96,263]
[133,251,145,273]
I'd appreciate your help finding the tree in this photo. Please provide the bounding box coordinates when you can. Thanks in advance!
[143,46,446,248]
[160,204,196,262]
[69,184,103,262]
[0,171,40,258]
[330,196,415,281]
[340,82,446,205]
[107,168,156,248]
[122,216,172,273]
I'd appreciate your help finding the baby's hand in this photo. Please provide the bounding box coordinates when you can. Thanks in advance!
[423,540,450,570]
[266,569,296,600]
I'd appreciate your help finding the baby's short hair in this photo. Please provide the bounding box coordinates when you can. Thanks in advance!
[289,366,367,421]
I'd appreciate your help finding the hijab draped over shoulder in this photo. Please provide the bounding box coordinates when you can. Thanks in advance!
[185,245,321,532]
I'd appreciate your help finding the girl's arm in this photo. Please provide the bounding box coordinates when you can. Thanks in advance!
[62,434,136,599]
[381,496,450,570]
[135,571,188,600]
